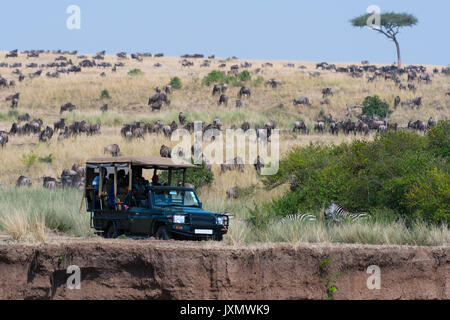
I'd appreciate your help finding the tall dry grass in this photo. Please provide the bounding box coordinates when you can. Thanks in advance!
[0,53,448,244]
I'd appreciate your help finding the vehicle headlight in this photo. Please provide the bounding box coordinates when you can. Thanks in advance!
[173,215,186,224]
[217,216,225,226]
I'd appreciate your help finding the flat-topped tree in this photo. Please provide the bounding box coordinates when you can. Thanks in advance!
[351,12,418,68]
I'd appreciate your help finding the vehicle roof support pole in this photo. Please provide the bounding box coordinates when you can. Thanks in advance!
[183,169,186,186]
[129,164,132,192]
[168,168,172,186]
[114,166,117,200]
[99,166,103,194]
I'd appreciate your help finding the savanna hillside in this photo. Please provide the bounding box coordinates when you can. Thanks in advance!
[0,51,448,244]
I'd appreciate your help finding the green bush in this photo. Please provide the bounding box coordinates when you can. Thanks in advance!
[21,151,38,168]
[39,154,54,164]
[362,95,391,118]
[253,76,265,87]
[100,89,111,99]
[427,120,450,158]
[202,70,247,87]
[239,70,251,82]
[128,69,144,76]
[169,77,182,89]
[262,126,450,224]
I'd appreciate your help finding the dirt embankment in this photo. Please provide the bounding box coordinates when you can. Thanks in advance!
[0,239,449,300]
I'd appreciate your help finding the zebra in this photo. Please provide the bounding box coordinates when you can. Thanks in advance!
[278,213,317,225]
[324,202,369,223]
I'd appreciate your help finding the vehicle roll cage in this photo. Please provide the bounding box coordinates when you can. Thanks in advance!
[85,156,199,212]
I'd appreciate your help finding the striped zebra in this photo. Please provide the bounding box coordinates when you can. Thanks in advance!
[324,202,369,223]
[278,213,317,225]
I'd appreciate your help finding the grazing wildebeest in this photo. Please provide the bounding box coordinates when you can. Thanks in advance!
[164,85,172,94]
[104,144,121,157]
[18,113,30,122]
[16,176,32,187]
[160,145,172,158]
[241,122,250,132]
[394,96,401,108]
[100,104,108,112]
[148,93,170,106]
[314,121,325,134]
[254,156,265,173]
[179,112,186,125]
[0,132,9,148]
[330,121,341,136]
[238,87,251,99]
[408,82,416,92]
[412,97,422,107]
[60,102,77,114]
[226,188,237,199]
[293,121,308,134]
[212,85,222,96]
[54,119,66,132]
[293,97,311,106]
[235,99,242,108]
[218,94,229,106]
[265,79,280,88]
[43,177,57,189]
[428,117,436,128]
[39,126,54,142]
[322,88,333,98]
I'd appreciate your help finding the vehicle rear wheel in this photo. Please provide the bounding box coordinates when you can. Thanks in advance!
[155,225,173,240]
[105,223,118,239]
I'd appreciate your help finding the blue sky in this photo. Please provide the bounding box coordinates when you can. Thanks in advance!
[0,0,448,65]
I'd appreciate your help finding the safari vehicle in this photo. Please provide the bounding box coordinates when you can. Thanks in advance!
[85,156,229,241]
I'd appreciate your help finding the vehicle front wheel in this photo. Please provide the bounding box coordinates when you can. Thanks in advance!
[155,225,173,240]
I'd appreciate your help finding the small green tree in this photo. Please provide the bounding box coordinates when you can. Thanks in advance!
[100,89,111,99]
[351,12,418,67]
[169,77,182,89]
[239,70,252,82]
[362,95,391,118]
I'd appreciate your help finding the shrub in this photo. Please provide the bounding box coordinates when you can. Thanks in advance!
[362,95,391,118]
[202,70,247,87]
[427,120,450,158]
[262,128,450,224]
[128,69,143,76]
[253,76,265,87]
[39,154,54,164]
[100,89,111,99]
[203,70,226,86]
[239,70,251,82]
[21,151,38,168]
[169,77,182,89]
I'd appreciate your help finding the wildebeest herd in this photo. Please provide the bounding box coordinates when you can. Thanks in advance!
[0,50,448,193]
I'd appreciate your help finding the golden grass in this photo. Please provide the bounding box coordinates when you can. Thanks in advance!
[0,53,449,243]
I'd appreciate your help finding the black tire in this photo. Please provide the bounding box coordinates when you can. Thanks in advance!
[215,234,223,241]
[155,225,173,240]
[105,223,118,239]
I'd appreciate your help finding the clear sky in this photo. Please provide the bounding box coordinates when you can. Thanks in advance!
[0,0,448,65]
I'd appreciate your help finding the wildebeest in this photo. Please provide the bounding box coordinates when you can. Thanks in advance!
[60,102,77,114]
[179,112,186,125]
[314,121,325,134]
[104,144,121,157]
[238,87,251,99]
[39,126,54,142]
[394,96,401,108]
[160,145,172,158]
[54,119,66,131]
[428,117,436,128]
[0,131,9,148]
[293,97,311,106]
[18,113,30,122]
[235,99,242,108]
[241,122,250,132]
[218,94,229,106]
[100,104,108,112]
[254,156,265,173]
[148,93,170,107]
[43,177,57,189]
[16,176,32,187]
[322,88,333,98]
[293,120,308,134]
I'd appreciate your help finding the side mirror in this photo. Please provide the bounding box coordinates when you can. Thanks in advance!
[198,202,203,208]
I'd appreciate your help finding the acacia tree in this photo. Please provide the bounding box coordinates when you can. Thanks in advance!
[351,12,418,67]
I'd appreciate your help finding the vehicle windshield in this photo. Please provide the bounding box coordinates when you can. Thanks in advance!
[152,189,200,207]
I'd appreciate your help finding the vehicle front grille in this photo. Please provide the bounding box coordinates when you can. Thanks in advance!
[190,214,216,227]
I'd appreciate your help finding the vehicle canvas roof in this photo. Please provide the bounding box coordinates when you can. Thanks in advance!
[86,156,199,170]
